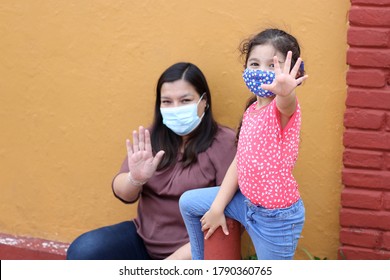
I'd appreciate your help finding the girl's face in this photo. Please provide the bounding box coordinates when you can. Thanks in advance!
[160,79,206,117]
[246,44,285,71]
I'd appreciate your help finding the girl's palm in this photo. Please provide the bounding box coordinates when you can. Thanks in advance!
[262,51,307,96]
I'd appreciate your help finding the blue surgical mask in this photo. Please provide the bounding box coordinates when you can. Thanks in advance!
[242,68,276,97]
[160,93,206,136]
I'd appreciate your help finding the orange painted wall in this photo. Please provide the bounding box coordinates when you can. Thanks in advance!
[0,0,350,259]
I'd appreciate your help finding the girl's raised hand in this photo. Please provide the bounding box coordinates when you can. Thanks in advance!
[126,126,165,184]
[261,51,308,97]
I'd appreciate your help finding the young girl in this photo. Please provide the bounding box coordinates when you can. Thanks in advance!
[179,28,308,260]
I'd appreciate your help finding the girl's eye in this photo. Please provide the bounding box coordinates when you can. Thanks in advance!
[269,64,275,68]
[249,62,259,67]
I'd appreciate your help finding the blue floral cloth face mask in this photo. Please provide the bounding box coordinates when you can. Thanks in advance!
[242,68,276,98]
[160,93,205,136]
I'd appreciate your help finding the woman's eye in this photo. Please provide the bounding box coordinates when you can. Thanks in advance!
[182,99,192,103]
[161,100,171,104]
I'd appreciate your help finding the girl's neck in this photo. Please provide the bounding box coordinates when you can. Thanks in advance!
[255,96,274,109]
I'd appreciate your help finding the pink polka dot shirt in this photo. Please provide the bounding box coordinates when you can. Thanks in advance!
[237,98,301,209]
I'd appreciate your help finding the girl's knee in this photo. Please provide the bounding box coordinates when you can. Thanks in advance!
[179,189,195,213]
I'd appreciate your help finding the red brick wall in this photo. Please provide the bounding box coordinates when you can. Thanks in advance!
[340,0,390,259]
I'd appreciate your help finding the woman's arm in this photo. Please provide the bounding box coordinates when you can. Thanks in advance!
[164,242,191,260]
[112,173,143,202]
[112,126,165,202]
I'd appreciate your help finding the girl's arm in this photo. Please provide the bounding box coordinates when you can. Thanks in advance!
[276,91,297,129]
[262,51,308,129]
[201,155,239,239]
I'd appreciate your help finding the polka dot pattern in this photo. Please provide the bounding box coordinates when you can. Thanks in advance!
[242,69,276,98]
[237,99,301,209]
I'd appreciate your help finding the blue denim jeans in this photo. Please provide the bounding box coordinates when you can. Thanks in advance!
[66,221,151,260]
[179,187,305,260]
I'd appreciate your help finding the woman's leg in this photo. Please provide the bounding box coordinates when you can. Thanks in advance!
[179,187,248,260]
[66,221,151,260]
[246,199,305,260]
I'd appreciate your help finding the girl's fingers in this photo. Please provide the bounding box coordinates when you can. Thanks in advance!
[283,51,292,74]
[296,74,309,85]
[290,57,302,78]
[204,228,215,240]
[273,55,282,75]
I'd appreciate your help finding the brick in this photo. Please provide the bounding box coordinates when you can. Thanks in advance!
[339,245,390,260]
[344,108,385,130]
[343,149,383,169]
[351,0,390,5]
[347,48,390,68]
[349,7,390,26]
[342,169,390,189]
[343,130,390,150]
[386,153,390,170]
[341,188,382,209]
[347,69,386,88]
[340,228,381,248]
[383,231,390,250]
[386,113,390,131]
[346,88,390,110]
[348,27,390,47]
[384,192,390,210]
[340,208,390,230]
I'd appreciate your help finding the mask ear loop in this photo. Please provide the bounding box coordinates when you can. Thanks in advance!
[198,92,208,110]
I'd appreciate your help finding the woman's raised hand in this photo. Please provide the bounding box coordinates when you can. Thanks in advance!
[262,51,308,97]
[126,126,165,184]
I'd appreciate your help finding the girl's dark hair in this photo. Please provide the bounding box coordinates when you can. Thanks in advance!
[236,29,305,142]
[150,62,218,170]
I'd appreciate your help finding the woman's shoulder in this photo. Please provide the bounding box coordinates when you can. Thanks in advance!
[204,124,237,159]
[209,124,237,151]
[215,124,236,140]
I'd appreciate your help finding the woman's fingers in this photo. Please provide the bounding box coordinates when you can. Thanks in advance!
[152,150,165,169]
[132,129,139,153]
[138,126,145,151]
[126,139,133,157]
[144,129,152,153]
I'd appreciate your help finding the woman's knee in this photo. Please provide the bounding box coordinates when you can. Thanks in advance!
[66,231,105,260]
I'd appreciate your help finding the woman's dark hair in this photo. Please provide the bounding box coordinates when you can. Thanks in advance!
[150,62,218,170]
[236,29,305,142]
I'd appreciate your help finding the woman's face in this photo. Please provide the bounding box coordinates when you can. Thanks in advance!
[160,79,207,117]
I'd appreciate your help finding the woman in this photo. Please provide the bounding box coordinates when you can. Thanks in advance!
[66,62,237,260]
